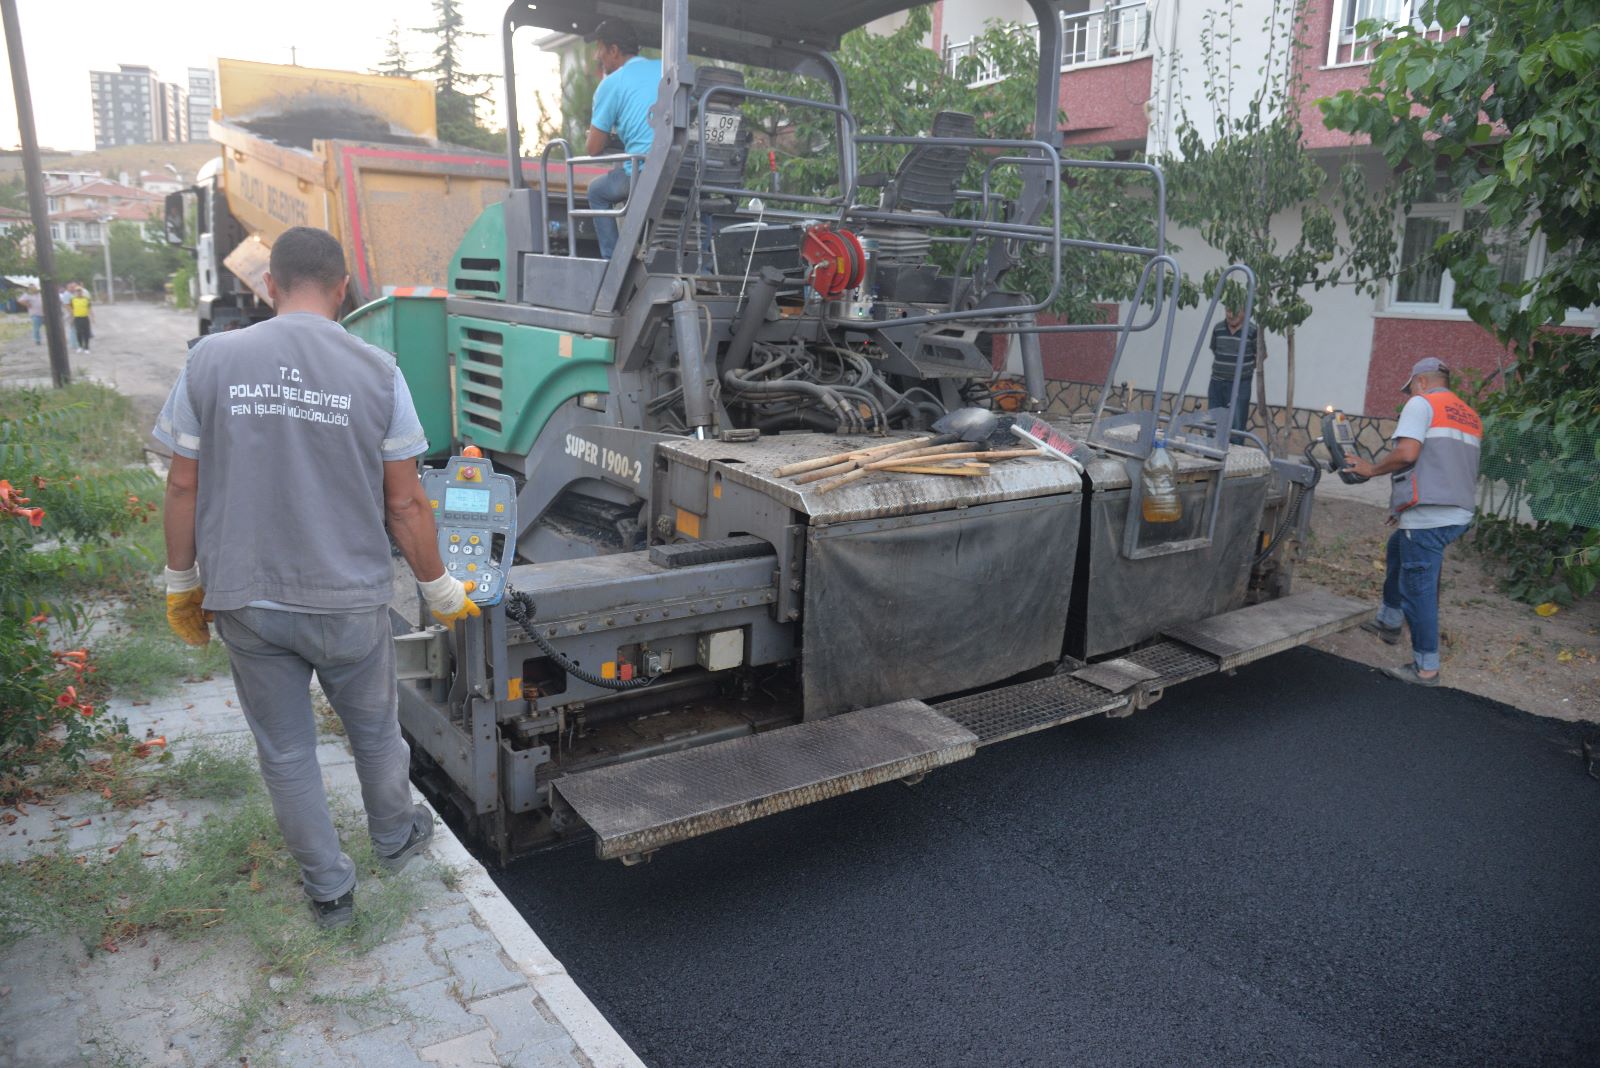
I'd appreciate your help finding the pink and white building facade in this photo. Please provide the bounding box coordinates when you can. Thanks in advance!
[931,0,1593,427]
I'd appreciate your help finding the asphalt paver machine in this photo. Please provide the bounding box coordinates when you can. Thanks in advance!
[371,0,1367,864]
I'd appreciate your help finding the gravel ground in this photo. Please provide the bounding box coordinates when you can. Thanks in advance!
[497,647,1600,1068]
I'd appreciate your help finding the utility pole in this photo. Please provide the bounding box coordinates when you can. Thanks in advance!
[1,0,70,385]
[100,217,115,302]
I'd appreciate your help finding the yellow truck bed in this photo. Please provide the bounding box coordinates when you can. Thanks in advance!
[208,58,604,304]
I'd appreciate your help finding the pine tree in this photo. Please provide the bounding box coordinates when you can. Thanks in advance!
[412,0,500,150]
[374,22,413,78]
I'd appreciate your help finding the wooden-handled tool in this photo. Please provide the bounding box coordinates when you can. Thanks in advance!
[773,436,933,478]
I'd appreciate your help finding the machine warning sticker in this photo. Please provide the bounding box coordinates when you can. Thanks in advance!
[565,434,642,485]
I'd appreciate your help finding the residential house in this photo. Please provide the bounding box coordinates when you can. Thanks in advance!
[44,177,162,251]
[937,0,1592,437]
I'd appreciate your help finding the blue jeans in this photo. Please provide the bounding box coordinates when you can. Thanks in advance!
[30,314,42,344]
[1207,372,1253,434]
[587,166,632,259]
[1376,523,1470,672]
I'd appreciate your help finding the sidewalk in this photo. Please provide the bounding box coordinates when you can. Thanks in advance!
[0,672,645,1068]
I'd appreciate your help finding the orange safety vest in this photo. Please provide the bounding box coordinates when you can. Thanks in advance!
[1389,389,1482,515]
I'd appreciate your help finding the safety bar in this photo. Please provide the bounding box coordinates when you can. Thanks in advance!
[1163,265,1259,461]
[692,84,859,219]
[1086,254,1184,459]
[538,140,646,259]
[830,136,1064,329]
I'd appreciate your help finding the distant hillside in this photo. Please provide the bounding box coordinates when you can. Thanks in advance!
[0,142,221,183]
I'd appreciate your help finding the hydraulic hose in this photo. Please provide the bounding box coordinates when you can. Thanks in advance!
[504,590,655,691]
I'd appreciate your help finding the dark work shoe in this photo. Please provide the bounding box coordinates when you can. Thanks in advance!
[1383,663,1440,687]
[309,890,355,930]
[378,804,435,875]
[1359,619,1403,645]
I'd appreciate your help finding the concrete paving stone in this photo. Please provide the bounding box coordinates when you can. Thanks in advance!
[316,741,355,767]
[366,933,450,990]
[468,988,572,1052]
[335,1022,432,1068]
[414,898,477,933]
[388,978,484,1047]
[489,1033,585,1068]
[437,939,525,1001]
[430,920,497,955]
[419,1026,498,1067]
[265,1026,351,1067]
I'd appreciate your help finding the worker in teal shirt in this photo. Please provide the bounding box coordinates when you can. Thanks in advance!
[584,18,661,259]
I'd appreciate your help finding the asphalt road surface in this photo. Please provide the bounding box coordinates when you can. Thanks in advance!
[498,648,1600,1067]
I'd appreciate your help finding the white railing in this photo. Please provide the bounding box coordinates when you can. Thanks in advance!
[943,3,1153,86]
[1325,0,1467,67]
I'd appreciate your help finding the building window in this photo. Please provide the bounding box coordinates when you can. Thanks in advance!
[66,222,81,241]
[1391,201,1533,312]
[49,223,61,240]
[1327,0,1464,66]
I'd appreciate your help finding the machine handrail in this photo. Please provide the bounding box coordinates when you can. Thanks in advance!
[538,140,647,258]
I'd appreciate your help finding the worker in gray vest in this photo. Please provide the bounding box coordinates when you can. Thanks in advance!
[1344,357,1482,686]
[153,226,480,929]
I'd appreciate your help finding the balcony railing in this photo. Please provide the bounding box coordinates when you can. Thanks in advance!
[943,2,1153,86]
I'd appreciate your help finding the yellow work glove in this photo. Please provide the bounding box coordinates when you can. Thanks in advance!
[163,565,213,646]
[418,572,482,626]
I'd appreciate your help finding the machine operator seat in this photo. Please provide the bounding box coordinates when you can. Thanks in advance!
[650,65,752,270]
[858,110,981,299]
[860,110,979,214]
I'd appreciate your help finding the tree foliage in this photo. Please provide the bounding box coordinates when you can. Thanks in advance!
[1163,0,1404,418]
[374,21,415,78]
[413,0,502,152]
[1320,0,1600,603]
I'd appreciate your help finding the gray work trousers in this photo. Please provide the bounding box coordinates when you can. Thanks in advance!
[214,606,414,901]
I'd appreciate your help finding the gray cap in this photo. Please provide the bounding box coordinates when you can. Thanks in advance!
[1402,357,1449,392]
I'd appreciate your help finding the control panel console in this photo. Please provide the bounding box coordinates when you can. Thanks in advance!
[422,454,517,606]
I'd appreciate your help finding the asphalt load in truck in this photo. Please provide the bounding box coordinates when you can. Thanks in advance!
[495,648,1600,1068]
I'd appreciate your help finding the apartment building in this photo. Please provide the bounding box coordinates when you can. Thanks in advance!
[90,64,205,146]
[935,0,1590,427]
[188,67,216,142]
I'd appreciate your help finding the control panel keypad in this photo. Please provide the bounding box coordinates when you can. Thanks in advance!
[421,455,517,607]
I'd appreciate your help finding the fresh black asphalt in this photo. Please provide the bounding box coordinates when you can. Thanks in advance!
[495,648,1600,1067]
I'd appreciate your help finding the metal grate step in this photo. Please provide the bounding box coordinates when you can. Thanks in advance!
[1162,588,1368,672]
[552,700,977,860]
[936,674,1131,747]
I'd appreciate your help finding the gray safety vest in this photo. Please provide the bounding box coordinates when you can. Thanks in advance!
[184,313,400,611]
[1389,388,1482,516]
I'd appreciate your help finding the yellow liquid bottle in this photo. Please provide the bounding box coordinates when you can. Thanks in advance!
[1141,436,1182,523]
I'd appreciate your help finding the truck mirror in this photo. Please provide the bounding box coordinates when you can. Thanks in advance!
[164,192,186,247]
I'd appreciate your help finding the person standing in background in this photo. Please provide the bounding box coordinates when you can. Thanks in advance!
[69,283,93,353]
[20,286,43,345]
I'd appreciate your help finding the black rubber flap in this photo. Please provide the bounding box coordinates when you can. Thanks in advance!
[552,700,976,859]
[649,535,774,569]
[801,494,1080,716]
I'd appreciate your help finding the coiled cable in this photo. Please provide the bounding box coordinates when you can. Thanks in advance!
[503,590,656,691]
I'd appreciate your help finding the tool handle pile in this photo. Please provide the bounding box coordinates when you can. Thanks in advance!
[773,439,1052,495]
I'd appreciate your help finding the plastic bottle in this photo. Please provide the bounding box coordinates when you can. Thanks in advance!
[1140,434,1182,523]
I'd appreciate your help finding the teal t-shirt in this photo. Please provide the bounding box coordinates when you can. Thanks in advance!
[591,55,661,171]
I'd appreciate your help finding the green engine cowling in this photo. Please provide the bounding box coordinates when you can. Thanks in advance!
[345,201,617,459]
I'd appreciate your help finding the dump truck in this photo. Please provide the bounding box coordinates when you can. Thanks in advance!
[362,0,1365,865]
[164,58,604,342]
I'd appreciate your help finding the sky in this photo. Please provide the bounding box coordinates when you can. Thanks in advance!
[0,0,562,152]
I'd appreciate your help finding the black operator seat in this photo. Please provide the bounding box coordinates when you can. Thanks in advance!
[861,110,980,214]
[652,65,752,264]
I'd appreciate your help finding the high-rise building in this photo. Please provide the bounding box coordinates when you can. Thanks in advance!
[187,67,215,141]
[89,65,161,148]
[159,81,190,143]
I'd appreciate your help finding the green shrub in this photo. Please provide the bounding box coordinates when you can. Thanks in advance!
[0,385,159,783]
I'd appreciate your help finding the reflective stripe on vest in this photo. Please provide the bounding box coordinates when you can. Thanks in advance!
[1389,389,1482,515]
